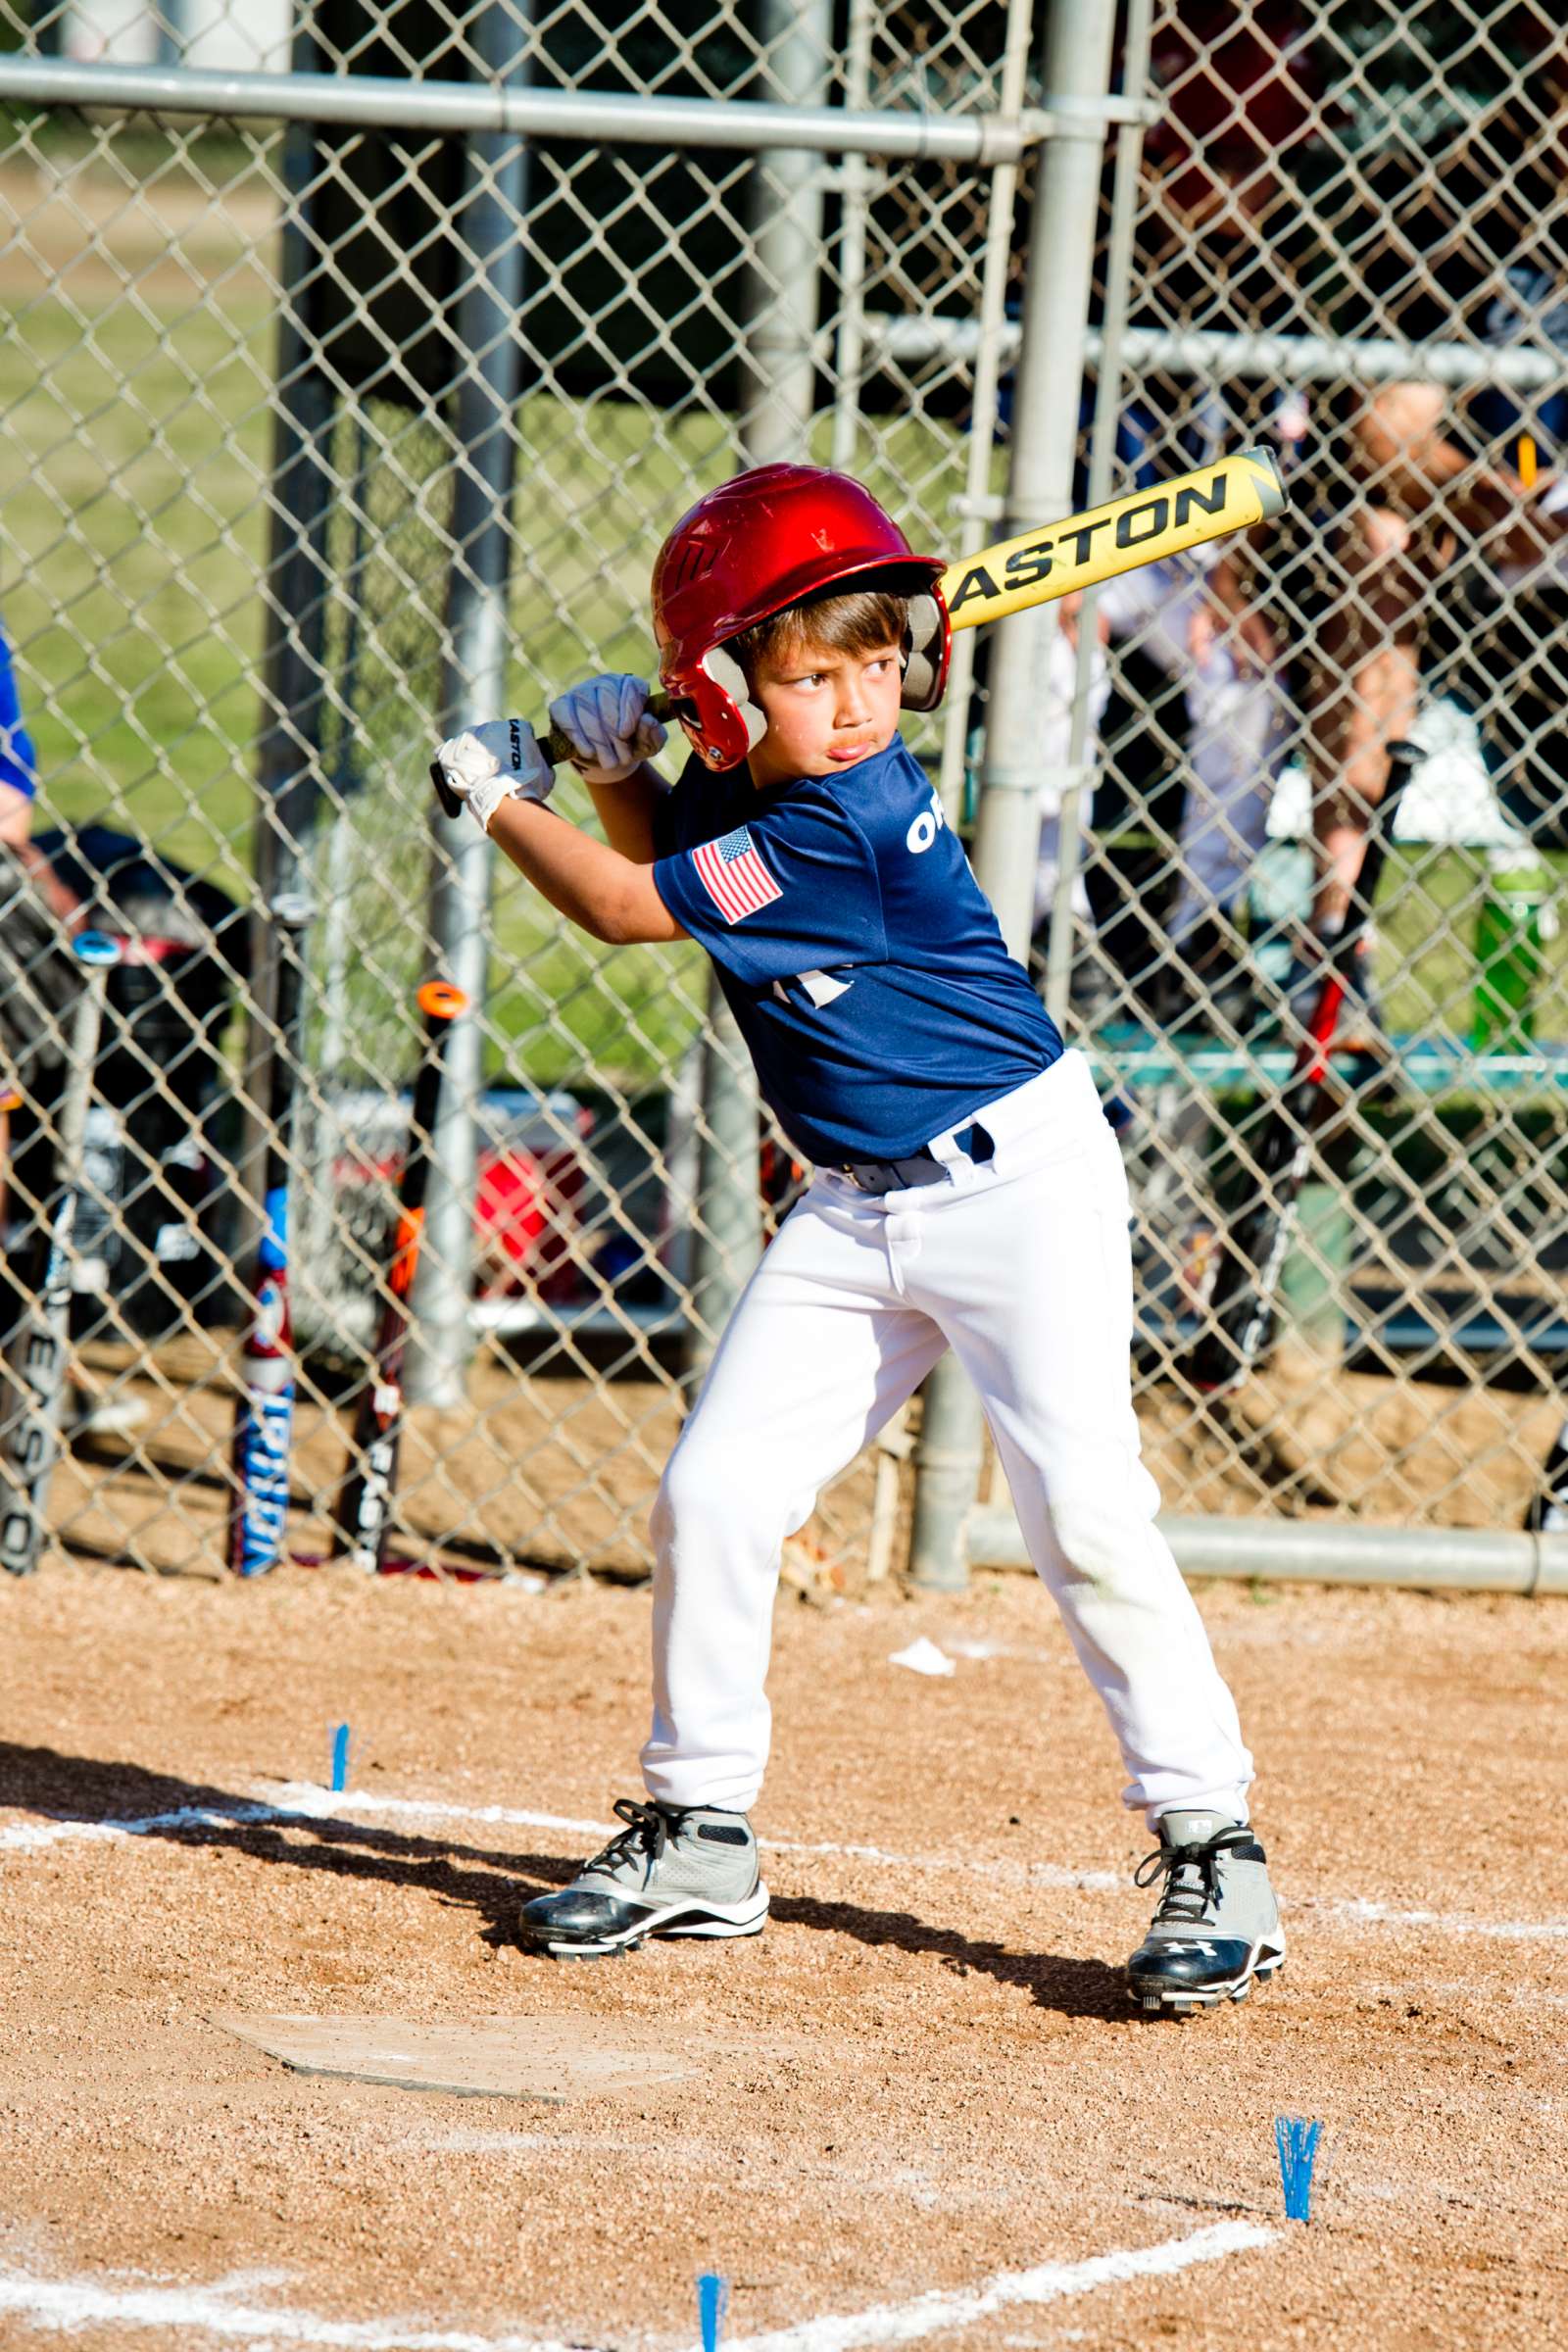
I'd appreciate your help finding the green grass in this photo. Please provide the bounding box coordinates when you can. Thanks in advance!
[2,279,272,899]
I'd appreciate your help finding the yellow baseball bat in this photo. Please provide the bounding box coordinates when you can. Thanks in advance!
[939,445,1284,628]
[430,447,1285,813]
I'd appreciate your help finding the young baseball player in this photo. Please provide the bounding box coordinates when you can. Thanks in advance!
[433,464,1283,2014]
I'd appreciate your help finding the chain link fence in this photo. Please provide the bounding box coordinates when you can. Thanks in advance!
[1051,0,1568,1553]
[1,0,1565,1591]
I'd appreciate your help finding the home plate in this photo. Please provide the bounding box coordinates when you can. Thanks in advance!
[212,2013,700,2100]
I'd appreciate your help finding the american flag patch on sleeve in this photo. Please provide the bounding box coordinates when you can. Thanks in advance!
[690,826,783,925]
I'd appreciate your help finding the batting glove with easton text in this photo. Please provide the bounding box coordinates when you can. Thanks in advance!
[432,718,555,833]
[548,673,666,782]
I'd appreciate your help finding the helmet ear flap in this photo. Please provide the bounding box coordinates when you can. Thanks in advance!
[671,645,766,769]
[693,646,767,768]
[900,591,951,711]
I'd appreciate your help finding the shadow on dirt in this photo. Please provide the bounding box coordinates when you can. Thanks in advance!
[0,1743,1129,2020]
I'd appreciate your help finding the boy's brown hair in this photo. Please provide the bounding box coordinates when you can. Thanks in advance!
[726,573,909,688]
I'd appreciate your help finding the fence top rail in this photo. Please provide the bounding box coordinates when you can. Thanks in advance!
[0,53,1058,165]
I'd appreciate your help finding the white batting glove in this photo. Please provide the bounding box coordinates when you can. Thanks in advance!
[547,673,666,783]
[433,718,555,833]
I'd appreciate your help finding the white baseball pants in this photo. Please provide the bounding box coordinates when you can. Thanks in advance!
[642,1051,1254,1828]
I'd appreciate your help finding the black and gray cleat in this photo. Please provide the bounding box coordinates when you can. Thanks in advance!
[519,1796,769,1958]
[1126,1811,1285,2016]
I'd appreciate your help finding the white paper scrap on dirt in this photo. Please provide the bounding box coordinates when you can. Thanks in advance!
[888,1637,956,1678]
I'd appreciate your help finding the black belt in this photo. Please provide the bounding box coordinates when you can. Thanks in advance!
[838,1121,995,1195]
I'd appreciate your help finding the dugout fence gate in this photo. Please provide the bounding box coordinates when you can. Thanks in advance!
[2,0,1567,1593]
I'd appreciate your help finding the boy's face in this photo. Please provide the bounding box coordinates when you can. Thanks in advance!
[745,635,904,789]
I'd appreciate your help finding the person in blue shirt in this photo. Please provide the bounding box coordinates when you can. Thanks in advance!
[433,464,1281,2016]
[2,620,49,1143]
[0,621,145,1444]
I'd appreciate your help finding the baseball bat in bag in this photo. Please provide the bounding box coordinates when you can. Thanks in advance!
[1184,741,1419,1396]
[0,930,120,1576]
[430,447,1286,815]
[330,979,467,1574]
[227,892,313,1577]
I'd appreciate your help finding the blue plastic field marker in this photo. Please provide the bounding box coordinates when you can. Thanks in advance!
[698,2273,728,2352]
[330,1722,351,1794]
[1275,2115,1323,2222]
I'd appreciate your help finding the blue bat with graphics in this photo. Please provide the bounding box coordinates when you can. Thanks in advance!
[228,892,312,1577]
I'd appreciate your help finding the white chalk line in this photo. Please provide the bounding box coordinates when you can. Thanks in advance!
[0,1789,1123,1897]
[0,2264,564,2351]
[0,2222,1275,2351]
[0,1800,289,1857]
[4,1785,1566,1944]
[732,2222,1276,2352]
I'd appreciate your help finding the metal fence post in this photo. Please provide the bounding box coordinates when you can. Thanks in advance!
[241,12,333,1286]
[739,0,832,467]
[405,0,529,1407]
[252,6,332,914]
[908,0,1119,1591]
[317,411,374,1087]
[936,0,1036,823]
[688,987,762,1388]
[829,0,873,474]
[1046,0,1154,1030]
[687,0,833,1392]
[154,0,188,70]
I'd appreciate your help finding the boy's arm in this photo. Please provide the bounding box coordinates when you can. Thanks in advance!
[488,796,686,945]
[581,763,668,865]
[431,718,684,946]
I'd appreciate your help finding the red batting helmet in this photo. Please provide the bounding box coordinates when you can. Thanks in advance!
[650,464,952,771]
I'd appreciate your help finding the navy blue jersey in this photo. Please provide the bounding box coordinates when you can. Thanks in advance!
[652,737,1062,1165]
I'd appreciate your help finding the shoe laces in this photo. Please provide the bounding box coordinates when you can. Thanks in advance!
[1134,1825,1253,1928]
[588,1796,683,1882]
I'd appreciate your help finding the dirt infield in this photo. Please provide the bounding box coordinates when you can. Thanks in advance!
[1,1560,1565,2351]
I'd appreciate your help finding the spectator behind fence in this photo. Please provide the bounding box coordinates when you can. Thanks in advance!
[0,620,142,1440]
[1030,537,1290,1039]
[1114,2,1325,1030]
[0,617,71,1174]
[1143,3,1568,1042]
[1362,46,1568,867]
[1013,5,1567,1048]
[997,317,1298,1037]
[1096,413,1302,1039]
